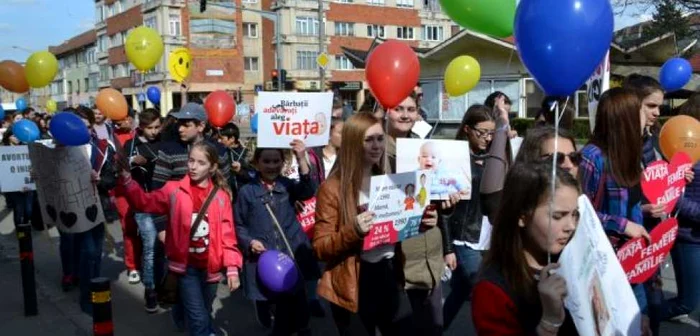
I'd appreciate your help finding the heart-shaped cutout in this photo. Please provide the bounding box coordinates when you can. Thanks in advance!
[616,217,679,284]
[45,205,57,222]
[85,204,98,222]
[641,152,692,213]
[59,211,77,228]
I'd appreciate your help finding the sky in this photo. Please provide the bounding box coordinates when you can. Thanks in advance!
[0,0,655,63]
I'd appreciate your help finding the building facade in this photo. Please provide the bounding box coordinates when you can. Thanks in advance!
[48,30,99,110]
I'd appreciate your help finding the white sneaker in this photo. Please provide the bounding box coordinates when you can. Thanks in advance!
[128,270,141,284]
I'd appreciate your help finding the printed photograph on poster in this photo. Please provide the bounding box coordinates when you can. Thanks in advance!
[558,195,641,336]
[396,138,471,200]
[255,92,333,148]
[28,143,105,234]
[363,170,432,251]
[0,145,35,192]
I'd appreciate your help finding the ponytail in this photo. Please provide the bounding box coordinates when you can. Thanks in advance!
[212,169,232,199]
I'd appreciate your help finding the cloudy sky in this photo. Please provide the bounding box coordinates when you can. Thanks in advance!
[0,0,654,63]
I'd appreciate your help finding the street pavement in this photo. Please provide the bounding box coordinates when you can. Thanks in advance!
[0,198,698,335]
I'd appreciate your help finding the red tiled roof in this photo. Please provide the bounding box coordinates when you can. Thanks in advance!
[48,30,97,57]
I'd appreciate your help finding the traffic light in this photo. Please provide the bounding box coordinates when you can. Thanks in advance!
[271,69,288,91]
[271,69,279,90]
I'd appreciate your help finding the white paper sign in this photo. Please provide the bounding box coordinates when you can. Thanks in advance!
[411,120,433,139]
[510,136,524,161]
[559,195,641,336]
[586,51,610,132]
[29,143,105,233]
[256,92,333,148]
[396,138,472,200]
[0,146,35,192]
[364,170,432,250]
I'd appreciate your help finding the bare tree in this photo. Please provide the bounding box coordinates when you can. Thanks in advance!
[613,0,700,12]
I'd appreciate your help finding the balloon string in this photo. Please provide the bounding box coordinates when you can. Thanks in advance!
[141,71,146,112]
[547,101,560,266]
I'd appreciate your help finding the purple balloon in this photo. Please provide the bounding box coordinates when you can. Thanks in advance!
[258,250,298,293]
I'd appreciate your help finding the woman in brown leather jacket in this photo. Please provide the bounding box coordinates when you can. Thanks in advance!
[313,113,413,335]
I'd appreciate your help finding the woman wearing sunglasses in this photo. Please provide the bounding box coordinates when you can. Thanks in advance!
[514,126,580,178]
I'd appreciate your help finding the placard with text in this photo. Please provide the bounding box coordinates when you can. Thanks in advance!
[0,146,35,192]
[256,92,333,148]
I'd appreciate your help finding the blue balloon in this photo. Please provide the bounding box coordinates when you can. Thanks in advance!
[147,86,161,105]
[12,119,39,143]
[514,0,614,96]
[660,58,692,92]
[250,113,258,134]
[15,97,27,112]
[49,112,91,146]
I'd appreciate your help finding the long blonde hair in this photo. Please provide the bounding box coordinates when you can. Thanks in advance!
[330,113,387,232]
[191,142,232,198]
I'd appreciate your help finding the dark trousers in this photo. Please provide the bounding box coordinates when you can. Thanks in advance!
[407,284,444,336]
[331,258,412,336]
[5,191,33,227]
[59,223,105,314]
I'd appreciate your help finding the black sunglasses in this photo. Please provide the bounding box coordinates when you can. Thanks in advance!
[541,152,581,166]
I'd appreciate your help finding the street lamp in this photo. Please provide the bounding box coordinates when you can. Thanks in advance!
[241,6,283,92]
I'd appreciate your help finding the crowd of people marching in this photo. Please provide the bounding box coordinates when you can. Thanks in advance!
[4,74,700,336]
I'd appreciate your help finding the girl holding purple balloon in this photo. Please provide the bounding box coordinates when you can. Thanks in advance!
[234,140,319,335]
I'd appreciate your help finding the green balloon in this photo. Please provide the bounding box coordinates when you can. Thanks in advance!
[439,0,516,38]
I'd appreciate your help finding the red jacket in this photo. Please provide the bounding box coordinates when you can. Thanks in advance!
[122,176,243,282]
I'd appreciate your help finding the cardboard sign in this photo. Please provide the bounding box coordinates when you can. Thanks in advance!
[586,51,610,132]
[363,171,432,251]
[396,138,471,200]
[256,92,333,148]
[616,218,679,284]
[641,152,692,214]
[0,146,35,192]
[296,197,316,240]
[559,196,641,336]
[29,143,105,234]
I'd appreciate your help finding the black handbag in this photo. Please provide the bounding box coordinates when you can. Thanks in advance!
[159,185,220,305]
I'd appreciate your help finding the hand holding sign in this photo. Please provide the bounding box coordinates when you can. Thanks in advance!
[617,218,679,284]
[641,152,693,214]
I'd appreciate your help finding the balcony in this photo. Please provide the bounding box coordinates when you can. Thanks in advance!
[97,50,109,59]
[98,80,111,88]
[284,34,330,45]
[88,64,100,74]
[142,0,185,13]
[273,0,328,11]
[163,35,187,46]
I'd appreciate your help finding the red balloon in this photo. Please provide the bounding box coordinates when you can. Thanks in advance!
[365,40,420,109]
[204,90,236,128]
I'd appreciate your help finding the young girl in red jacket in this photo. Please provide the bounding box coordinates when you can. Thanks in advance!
[119,142,243,336]
[472,161,580,335]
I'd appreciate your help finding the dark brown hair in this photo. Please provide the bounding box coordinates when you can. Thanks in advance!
[456,104,494,141]
[484,161,581,301]
[138,108,161,126]
[589,87,643,187]
[71,106,96,126]
[679,92,700,121]
[515,125,577,164]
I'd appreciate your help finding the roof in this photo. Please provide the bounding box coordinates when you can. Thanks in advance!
[48,30,97,57]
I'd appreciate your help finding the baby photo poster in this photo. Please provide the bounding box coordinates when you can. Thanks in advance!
[396,138,471,200]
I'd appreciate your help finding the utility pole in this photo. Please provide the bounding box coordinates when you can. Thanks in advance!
[318,0,325,92]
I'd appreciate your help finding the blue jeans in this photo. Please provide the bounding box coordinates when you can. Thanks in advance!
[134,213,157,289]
[443,244,483,329]
[178,266,218,336]
[668,242,700,316]
[59,223,105,314]
[5,191,33,227]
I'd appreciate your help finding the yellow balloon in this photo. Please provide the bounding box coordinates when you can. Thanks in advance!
[168,47,192,83]
[125,26,164,72]
[25,51,59,88]
[444,56,481,97]
[46,99,57,113]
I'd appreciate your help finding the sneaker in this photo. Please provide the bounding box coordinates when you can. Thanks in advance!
[144,288,158,314]
[128,270,141,284]
[309,299,325,318]
[254,301,273,328]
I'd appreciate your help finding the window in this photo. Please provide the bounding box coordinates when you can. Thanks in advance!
[115,0,122,13]
[422,25,443,41]
[76,80,81,93]
[296,51,317,70]
[335,22,354,36]
[438,79,521,120]
[397,26,414,40]
[397,0,413,7]
[169,14,181,36]
[243,23,258,38]
[296,17,319,36]
[367,0,384,5]
[121,31,128,44]
[96,5,104,23]
[68,81,73,94]
[335,55,354,70]
[242,0,258,3]
[110,34,122,47]
[367,24,385,38]
[423,0,440,11]
[87,48,96,64]
[145,17,157,29]
[98,35,108,52]
[244,57,259,71]
[337,0,352,2]
[85,78,89,92]
[89,74,99,90]
[107,4,114,17]
[100,65,109,81]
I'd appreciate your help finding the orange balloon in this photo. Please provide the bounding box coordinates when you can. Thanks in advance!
[659,115,700,163]
[0,60,29,93]
[95,88,128,120]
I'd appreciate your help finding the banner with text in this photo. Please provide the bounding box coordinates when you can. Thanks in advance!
[256,92,333,148]
[0,146,35,192]
[559,195,641,336]
[363,170,432,251]
[586,51,610,132]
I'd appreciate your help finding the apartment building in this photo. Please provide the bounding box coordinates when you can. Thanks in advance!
[264,0,454,108]
[94,0,246,113]
[48,30,99,110]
